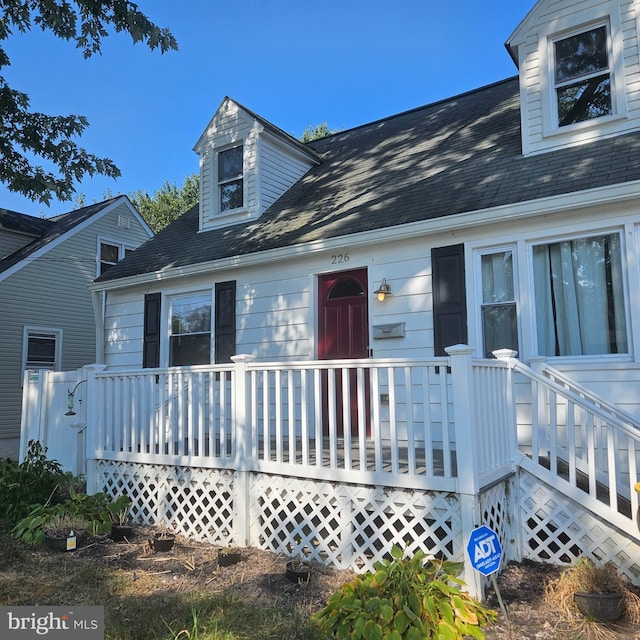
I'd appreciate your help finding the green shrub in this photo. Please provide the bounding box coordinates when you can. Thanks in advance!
[312,546,496,640]
[12,488,118,544]
[0,440,68,524]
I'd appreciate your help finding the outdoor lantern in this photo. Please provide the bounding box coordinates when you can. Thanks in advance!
[65,380,87,416]
[374,278,393,302]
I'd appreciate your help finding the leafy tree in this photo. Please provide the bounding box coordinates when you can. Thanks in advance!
[0,1,178,205]
[300,121,341,142]
[130,173,199,232]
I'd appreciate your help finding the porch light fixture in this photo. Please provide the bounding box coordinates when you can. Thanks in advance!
[374,278,393,302]
[65,379,87,416]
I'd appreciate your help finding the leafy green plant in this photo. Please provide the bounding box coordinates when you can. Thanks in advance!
[105,494,132,525]
[12,489,116,544]
[312,546,496,640]
[0,440,67,524]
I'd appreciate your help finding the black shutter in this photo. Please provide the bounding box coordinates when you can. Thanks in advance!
[432,244,467,356]
[143,293,161,368]
[215,281,236,363]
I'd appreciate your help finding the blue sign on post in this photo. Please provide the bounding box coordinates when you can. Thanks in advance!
[467,525,502,576]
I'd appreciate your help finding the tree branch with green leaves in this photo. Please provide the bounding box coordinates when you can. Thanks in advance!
[0,0,178,205]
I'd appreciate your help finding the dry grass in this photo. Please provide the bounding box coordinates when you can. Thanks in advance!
[543,557,640,640]
[0,524,354,640]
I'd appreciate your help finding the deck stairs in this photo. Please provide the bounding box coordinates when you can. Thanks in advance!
[511,360,640,553]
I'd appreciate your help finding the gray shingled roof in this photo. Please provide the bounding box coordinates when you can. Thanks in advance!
[96,76,640,283]
[0,209,54,237]
[0,198,120,276]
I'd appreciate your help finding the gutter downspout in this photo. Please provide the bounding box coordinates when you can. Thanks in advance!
[91,290,105,364]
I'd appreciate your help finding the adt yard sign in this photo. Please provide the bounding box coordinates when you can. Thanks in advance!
[467,526,502,576]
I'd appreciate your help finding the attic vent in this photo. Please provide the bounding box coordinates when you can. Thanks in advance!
[117,215,131,230]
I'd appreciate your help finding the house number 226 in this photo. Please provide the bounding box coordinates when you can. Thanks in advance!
[331,253,349,264]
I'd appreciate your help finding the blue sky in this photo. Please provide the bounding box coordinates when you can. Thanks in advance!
[2,0,533,218]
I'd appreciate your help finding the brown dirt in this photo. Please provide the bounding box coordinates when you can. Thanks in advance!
[24,528,640,638]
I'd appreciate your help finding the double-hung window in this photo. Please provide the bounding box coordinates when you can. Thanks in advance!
[169,293,212,366]
[218,145,243,212]
[99,241,135,276]
[554,25,612,127]
[533,233,627,356]
[480,250,519,357]
[23,327,62,371]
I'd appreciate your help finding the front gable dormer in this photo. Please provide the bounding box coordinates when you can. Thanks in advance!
[507,0,640,155]
[193,97,320,232]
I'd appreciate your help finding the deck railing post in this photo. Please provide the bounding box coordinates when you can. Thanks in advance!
[445,344,482,598]
[231,354,257,546]
[84,363,107,495]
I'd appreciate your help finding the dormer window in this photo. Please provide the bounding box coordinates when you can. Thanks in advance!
[554,25,612,127]
[218,145,243,211]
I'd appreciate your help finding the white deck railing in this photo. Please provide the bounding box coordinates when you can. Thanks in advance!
[20,347,516,493]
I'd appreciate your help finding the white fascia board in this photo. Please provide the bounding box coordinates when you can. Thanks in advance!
[89,179,640,293]
[0,197,129,283]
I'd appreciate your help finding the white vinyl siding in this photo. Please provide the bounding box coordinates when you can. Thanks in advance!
[260,136,315,212]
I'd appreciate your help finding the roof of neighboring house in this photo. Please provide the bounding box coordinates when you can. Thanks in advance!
[96,76,640,283]
[0,197,123,276]
[0,209,55,237]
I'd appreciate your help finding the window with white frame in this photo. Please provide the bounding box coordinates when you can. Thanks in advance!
[99,240,135,276]
[218,145,243,212]
[480,250,519,358]
[23,327,62,371]
[169,293,212,366]
[532,233,627,356]
[553,24,612,127]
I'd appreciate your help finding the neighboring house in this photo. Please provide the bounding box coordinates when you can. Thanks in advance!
[0,196,153,459]
[22,0,639,590]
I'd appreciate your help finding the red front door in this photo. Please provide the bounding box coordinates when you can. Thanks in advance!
[318,269,370,436]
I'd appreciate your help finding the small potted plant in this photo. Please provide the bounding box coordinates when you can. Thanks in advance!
[217,547,242,567]
[106,495,134,541]
[545,556,632,622]
[285,554,312,583]
[43,513,88,551]
[152,524,176,552]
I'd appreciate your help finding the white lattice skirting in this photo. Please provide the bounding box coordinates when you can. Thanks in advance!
[97,460,470,573]
[96,460,640,583]
[519,470,640,582]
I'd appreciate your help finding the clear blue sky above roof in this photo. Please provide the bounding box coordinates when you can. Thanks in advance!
[1,0,532,218]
